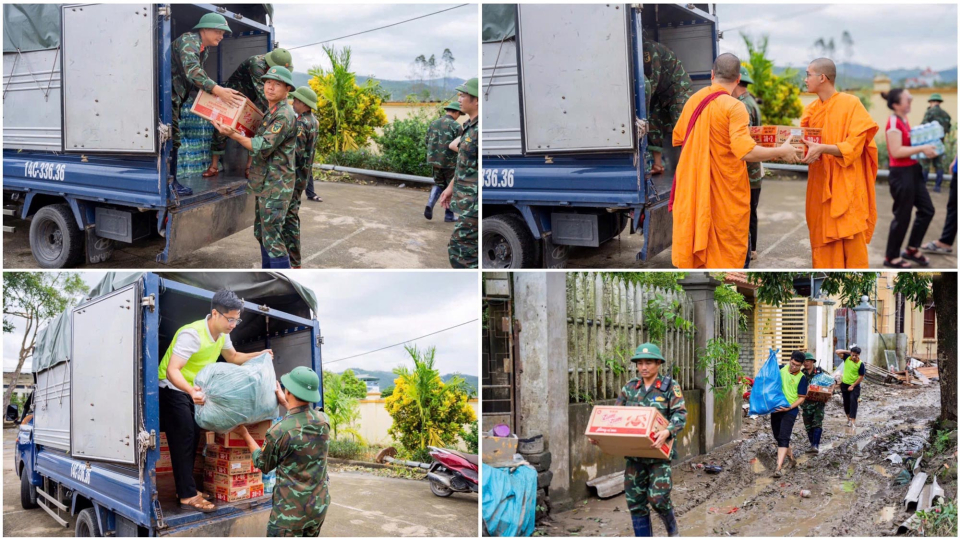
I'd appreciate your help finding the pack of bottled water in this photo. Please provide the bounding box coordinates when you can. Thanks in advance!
[176,97,215,178]
[910,122,945,161]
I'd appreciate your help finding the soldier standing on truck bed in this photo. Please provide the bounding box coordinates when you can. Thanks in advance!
[424,100,463,222]
[170,13,245,197]
[234,367,330,537]
[213,67,299,269]
[204,48,294,179]
[643,35,693,177]
[439,78,479,269]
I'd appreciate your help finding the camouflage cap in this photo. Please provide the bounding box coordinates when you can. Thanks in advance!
[281,367,322,403]
[443,100,462,112]
[456,77,479,98]
[631,342,665,363]
[262,66,295,91]
[193,13,232,35]
[265,48,294,70]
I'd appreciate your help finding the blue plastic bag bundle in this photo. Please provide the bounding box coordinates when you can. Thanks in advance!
[811,372,835,387]
[482,463,537,537]
[748,349,791,415]
[193,352,279,432]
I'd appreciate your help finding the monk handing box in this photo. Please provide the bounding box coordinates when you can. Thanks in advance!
[799,58,879,268]
[671,53,800,269]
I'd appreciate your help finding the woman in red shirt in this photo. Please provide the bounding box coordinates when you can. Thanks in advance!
[882,88,939,268]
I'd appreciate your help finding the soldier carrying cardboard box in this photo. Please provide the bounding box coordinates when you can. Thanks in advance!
[800,352,827,454]
[589,343,687,537]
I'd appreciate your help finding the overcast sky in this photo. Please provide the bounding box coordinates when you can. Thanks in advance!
[716,3,957,71]
[4,272,479,377]
[272,3,478,81]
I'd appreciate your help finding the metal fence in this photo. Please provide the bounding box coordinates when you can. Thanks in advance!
[566,273,696,403]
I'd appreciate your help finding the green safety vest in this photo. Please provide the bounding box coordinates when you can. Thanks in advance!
[158,319,225,387]
[842,357,862,385]
[780,364,804,405]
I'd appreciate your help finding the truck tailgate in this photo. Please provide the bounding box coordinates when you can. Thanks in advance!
[161,173,255,263]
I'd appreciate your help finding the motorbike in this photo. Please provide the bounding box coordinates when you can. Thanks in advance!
[426,445,478,497]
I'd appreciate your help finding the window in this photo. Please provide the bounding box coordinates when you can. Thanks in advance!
[923,302,936,340]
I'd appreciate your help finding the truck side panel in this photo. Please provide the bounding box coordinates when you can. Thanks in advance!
[481,38,522,156]
[2,49,62,151]
[34,363,71,452]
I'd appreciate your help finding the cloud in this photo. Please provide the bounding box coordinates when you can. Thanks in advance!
[717,4,957,70]
[273,4,478,81]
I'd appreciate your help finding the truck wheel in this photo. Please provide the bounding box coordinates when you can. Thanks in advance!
[482,214,537,269]
[76,508,102,537]
[20,469,38,510]
[29,204,83,268]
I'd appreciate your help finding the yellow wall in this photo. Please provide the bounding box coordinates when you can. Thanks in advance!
[355,395,479,449]
[799,87,956,143]
[873,273,937,360]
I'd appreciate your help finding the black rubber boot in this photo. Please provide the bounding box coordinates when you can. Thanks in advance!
[659,510,680,537]
[631,514,652,537]
[424,186,442,220]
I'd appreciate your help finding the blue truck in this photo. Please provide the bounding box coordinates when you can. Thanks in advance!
[15,272,323,536]
[3,4,275,268]
[480,4,719,268]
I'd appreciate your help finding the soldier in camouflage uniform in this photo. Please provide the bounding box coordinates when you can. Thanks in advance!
[282,86,320,269]
[424,101,463,222]
[732,66,764,260]
[439,78,479,268]
[921,94,952,192]
[592,343,686,537]
[234,367,330,537]
[204,48,294,178]
[169,13,245,196]
[642,37,693,176]
[213,66,298,268]
[800,352,826,454]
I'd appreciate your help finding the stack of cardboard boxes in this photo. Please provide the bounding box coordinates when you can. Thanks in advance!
[749,125,822,164]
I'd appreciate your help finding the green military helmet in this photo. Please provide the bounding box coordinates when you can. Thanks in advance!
[262,65,295,91]
[739,66,754,86]
[290,86,318,109]
[928,93,944,103]
[193,13,232,35]
[281,366,322,403]
[803,352,816,362]
[631,342,666,363]
[265,48,294,70]
[443,100,462,113]
[456,77,479,98]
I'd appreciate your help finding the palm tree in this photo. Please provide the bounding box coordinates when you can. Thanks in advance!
[322,371,365,443]
[309,45,384,153]
[393,345,469,450]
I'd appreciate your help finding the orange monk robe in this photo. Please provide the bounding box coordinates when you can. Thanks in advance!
[671,83,756,269]
[801,92,879,268]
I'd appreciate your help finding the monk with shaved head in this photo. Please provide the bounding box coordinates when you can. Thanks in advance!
[670,53,800,268]
[799,57,879,268]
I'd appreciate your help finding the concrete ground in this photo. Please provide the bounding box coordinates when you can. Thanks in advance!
[565,178,958,269]
[3,428,478,537]
[3,181,455,269]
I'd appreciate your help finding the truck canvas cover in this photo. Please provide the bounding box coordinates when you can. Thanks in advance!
[3,4,60,53]
[482,4,516,42]
[32,271,317,373]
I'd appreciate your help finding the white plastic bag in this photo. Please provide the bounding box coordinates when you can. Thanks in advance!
[193,352,279,432]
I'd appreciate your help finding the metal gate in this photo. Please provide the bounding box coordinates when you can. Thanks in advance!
[482,276,516,432]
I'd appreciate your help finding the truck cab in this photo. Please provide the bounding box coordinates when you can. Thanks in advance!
[16,272,322,536]
[3,4,275,268]
[481,4,718,268]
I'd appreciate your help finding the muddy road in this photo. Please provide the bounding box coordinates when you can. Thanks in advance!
[540,384,956,537]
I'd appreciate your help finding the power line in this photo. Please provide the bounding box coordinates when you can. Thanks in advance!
[324,319,478,365]
[288,4,470,51]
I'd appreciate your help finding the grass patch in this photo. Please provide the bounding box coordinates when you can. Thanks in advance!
[328,438,366,461]
[917,499,958,537]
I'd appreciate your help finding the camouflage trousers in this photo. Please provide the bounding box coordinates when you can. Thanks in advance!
[171,96,185,153]
[282,178,308,268]
[433,167,456,190]
[801,402,825,432]
[266,507,326,537]
[624,458,673,517]
[448,216,478,268]
[255,195,292,258]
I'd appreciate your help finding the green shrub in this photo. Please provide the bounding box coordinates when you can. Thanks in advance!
[376,107,439,177]
[328,438,366,461]
[461,420,479,454]
[326,149,393,172]
[397,445,433,465]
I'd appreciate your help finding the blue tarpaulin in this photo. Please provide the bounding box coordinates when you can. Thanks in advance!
[748,349,791,415]
[482,463,537,537]
[194,352,279,432]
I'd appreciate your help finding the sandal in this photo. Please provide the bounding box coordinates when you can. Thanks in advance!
[883,258,912,268]
[921,241,953,255]
[201,165,220,178]
[772,469,783,478]
[901,249,930,267]
[180,494,216,513]
[651,164,665,175]
[308,195,323,202]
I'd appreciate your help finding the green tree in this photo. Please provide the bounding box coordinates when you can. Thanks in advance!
[379,385,394,398]
[747,272,955,423]
[460,420,479,454]
[385,345,476,452]
[741,33,803,125]
[377,105,436,177]
[339,369,369,400]
[309,45,388,157]
[441,48,456,95]
[3,272,88,413]
[321,371,365,442]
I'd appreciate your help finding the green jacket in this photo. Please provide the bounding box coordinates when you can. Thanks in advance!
[294,111,320,191]
[426,114,463,169]
[451,116,478,219]
[922,105,952,140]
[248,100,298,200]
[253,406,331,532]
[738,91,763,185]
[614,374,687,462]
[171,32,216,107]
[642,39,693,152]
[224,54,271,112]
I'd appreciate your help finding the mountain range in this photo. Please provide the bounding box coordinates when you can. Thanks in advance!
[333,369,478,395]
[773,63,957,88]
[290,73,467,102]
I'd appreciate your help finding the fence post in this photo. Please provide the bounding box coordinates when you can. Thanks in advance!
[678,272,722,454]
